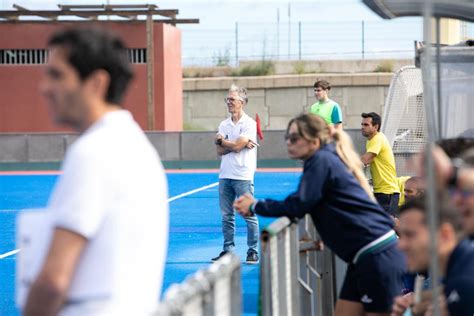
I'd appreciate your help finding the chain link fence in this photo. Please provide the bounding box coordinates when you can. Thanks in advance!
[181,20,474,66]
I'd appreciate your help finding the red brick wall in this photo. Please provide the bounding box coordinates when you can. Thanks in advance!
[0,22,183,132]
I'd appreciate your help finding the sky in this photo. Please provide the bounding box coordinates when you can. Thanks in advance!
[0,0,387,22]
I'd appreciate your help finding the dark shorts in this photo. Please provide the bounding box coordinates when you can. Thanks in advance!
[339,243,406,312]
[374,193,400,216]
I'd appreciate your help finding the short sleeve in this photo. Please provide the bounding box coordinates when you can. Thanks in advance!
[48,146,109,239]
[217,121,225,137]
[366,134,382,156]
[331,104,343,124]
[240,119,257,142]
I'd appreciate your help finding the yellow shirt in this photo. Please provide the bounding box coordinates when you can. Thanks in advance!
[366,132,399,194]
[397,176,411,206]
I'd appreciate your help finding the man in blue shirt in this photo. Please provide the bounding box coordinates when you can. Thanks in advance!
[396,197,474,316]
[454,149,474,240]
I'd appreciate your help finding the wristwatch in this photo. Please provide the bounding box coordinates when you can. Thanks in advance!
[215,138,223,145]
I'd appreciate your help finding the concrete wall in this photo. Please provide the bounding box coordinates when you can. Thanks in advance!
[183,72,396,131]
[0,130,367,163]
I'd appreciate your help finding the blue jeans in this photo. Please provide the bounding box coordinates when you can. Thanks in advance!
[219,179,259,254]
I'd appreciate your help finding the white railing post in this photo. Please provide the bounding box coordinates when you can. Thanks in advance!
[155,253,241,316]
[261,215,337,316]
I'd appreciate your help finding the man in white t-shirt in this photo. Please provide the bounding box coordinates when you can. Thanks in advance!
[23,28,168,316]
[212,84,260,264]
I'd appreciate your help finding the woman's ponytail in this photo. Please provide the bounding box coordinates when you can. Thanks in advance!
[333,130,375,201]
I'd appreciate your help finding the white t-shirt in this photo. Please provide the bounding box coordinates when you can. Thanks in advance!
[47,110,169,316]
[218,112,257,180]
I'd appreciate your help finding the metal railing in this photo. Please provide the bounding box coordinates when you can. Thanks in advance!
[155,214,340,316]
[154,253,241,316]
[261,214,338,316]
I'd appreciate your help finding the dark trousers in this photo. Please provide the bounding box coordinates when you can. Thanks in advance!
[374,193,400,216]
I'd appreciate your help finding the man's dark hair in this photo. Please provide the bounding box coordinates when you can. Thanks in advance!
[436,137,474,159]
[48,28,134,105]
[313,80,331,91]
[399,196,463,233]
[361,112,381,131]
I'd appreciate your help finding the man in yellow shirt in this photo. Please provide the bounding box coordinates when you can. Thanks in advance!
[360,112,400,215]
[396,176,410,207]
[396,176,426,206]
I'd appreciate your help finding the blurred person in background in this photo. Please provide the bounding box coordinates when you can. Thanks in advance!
[455,149,474,240]
[396,176,411,207]
[428,140,474,239]
[23,28,169,316]
[403,176,425,203]
[395,196,474,316]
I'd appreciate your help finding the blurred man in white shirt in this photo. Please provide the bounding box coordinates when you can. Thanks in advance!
[23,28,168,316]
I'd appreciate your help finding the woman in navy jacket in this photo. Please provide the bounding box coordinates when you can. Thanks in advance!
[234,113,406,316]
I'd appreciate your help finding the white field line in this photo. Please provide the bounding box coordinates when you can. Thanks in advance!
[0,182,220,259]
[0,249,20,259]
[167,182,219,202]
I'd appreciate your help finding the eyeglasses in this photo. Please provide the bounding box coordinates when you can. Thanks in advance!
[449,187,474,199]
[224,97,242,104]
[284,133,303,144]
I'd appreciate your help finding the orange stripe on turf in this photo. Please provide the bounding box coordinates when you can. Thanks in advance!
[0,167,302,176]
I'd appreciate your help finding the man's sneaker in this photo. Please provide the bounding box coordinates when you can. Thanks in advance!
[246,251,259,264]
[211,251,229,262]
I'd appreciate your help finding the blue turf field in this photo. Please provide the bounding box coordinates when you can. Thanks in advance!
[0,171,300,315]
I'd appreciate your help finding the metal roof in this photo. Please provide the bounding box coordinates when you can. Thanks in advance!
[362,0,474,23]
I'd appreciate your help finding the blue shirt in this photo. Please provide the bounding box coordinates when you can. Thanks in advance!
[331,103,343,124]
[254,143,394,262]
[443,238,474,316]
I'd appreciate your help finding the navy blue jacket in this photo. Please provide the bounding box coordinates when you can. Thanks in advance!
[443,238,474,316]
[255,143,394,263]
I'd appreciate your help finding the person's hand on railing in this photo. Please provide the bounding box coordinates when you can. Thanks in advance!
[390,293,412,316]
[234,193,256,217]
[411,289,435,316]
